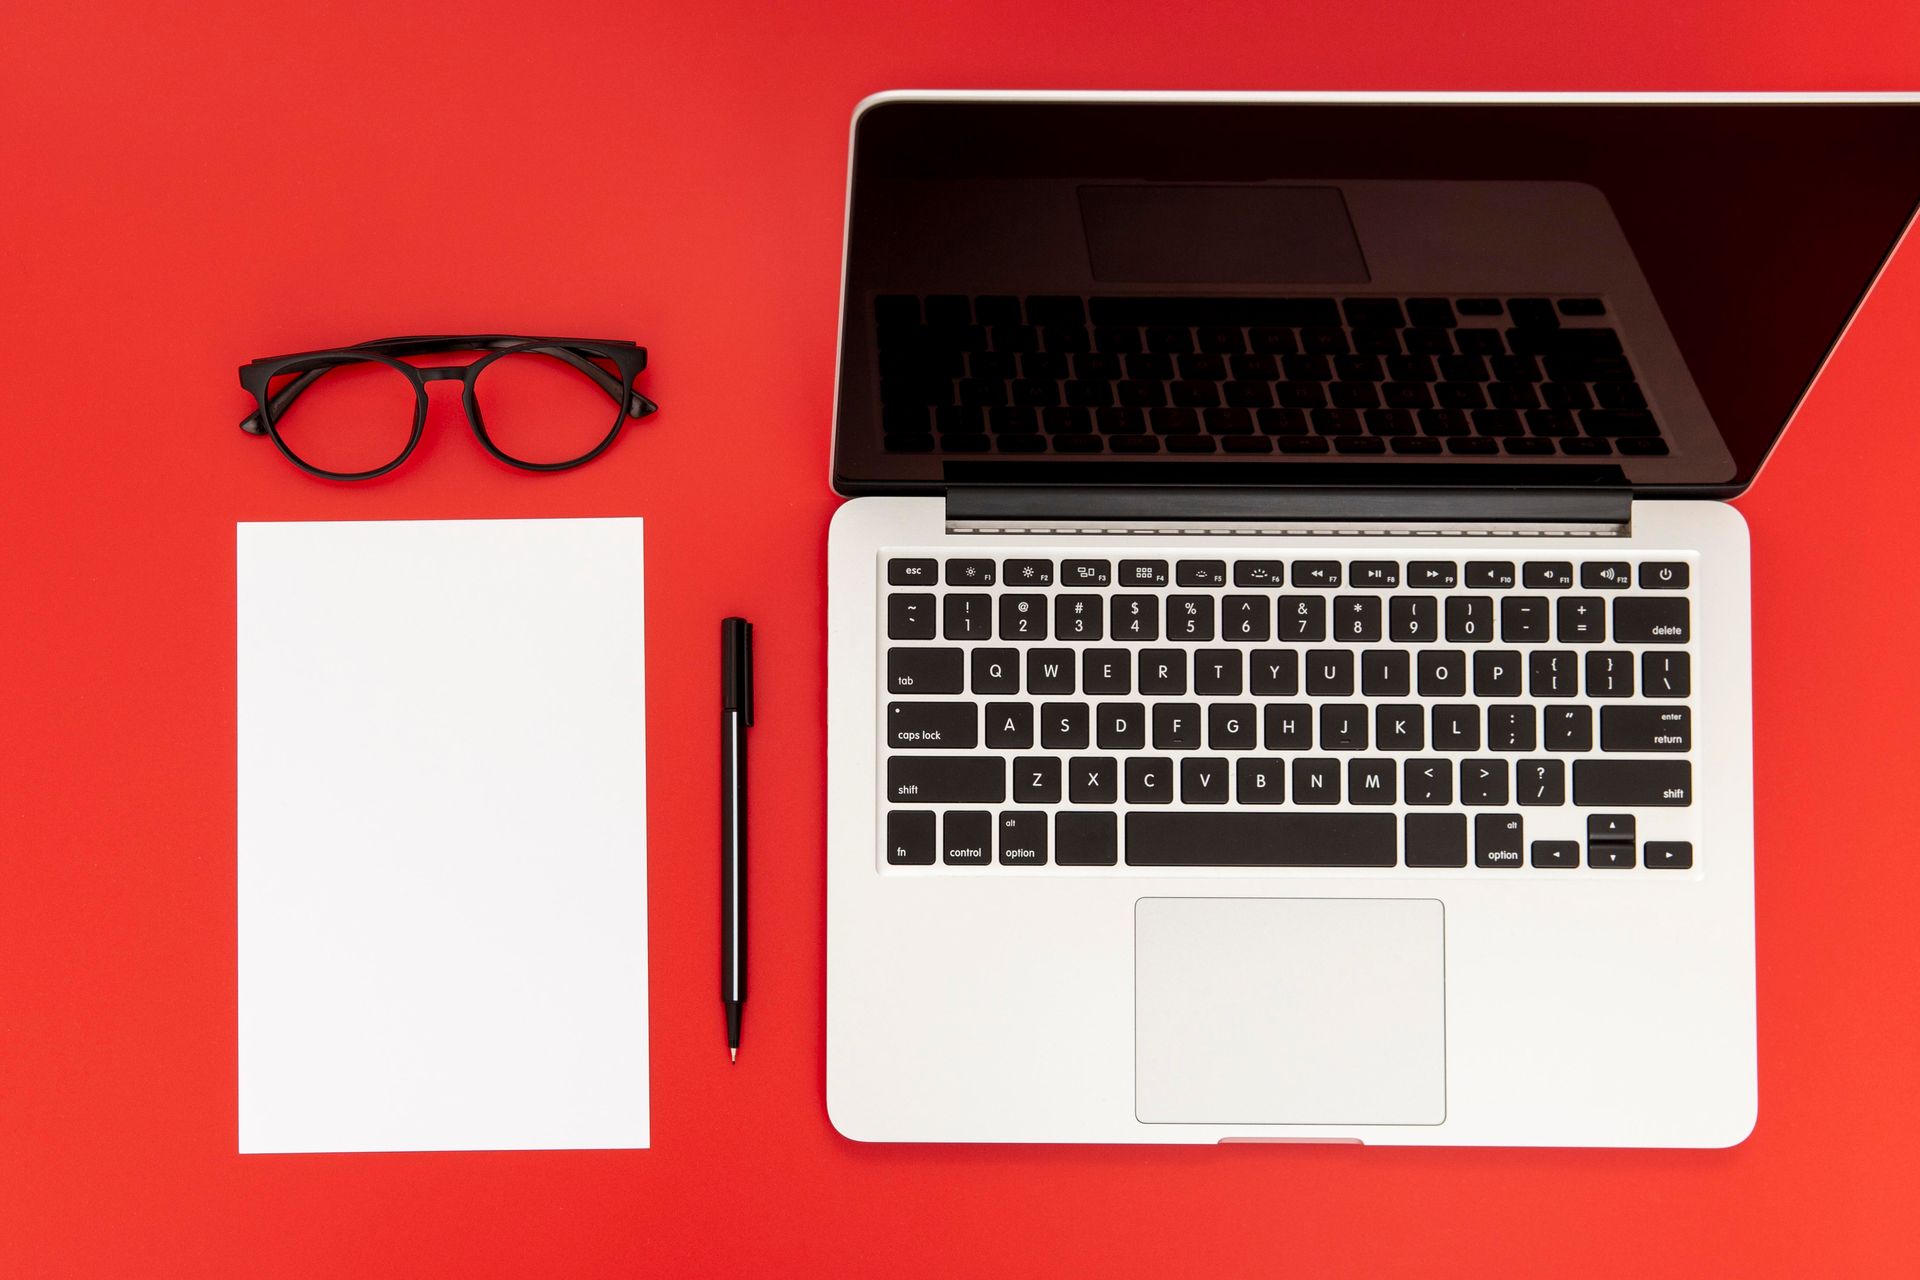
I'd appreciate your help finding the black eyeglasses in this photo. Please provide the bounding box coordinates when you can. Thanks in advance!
[237,335,657,480]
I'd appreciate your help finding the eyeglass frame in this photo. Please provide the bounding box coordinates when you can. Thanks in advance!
[237,334,658,481]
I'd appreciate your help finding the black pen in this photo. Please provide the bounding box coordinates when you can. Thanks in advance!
[720,617,753,1062]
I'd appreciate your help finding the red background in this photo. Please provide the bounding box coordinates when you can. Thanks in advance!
[4,2,1918,1274]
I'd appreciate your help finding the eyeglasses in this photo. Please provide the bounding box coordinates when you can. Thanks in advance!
[237,335,657,480]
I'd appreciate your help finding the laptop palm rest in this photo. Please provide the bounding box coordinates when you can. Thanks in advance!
[1135,897,1446,1126]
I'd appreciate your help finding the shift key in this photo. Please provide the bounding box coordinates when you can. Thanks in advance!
[887,755,1006,803]
[1574,759,1691,806]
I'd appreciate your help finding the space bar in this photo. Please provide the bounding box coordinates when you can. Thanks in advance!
[1125,813,1398,867]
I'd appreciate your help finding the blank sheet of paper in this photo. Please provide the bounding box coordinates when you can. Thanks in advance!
[238,518,648,1153]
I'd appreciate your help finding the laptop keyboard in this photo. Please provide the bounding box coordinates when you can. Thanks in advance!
[880,552,1696,871]
[874,294,1665,458]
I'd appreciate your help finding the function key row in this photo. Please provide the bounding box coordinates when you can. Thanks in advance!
[888,557,1689,591]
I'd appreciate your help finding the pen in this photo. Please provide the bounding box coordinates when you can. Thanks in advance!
[720,617,753,1062]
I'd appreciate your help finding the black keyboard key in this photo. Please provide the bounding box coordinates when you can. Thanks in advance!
[887,593,936,639]
[1639,561,1690,590]
[1376,703,1424,749]
[1614,597,1690,644]
[1028,649,1076,695]
[1601,706,1692,752]
[1557,596,1605,643]
[1361,650,1411,697]
[998,593,1047,641]
[998,811,1048,865]
[887,756,1005,804]
[1544,705,1593,752]
[1417,650,1467,698]
[1488,706,1536,752]
[1192,649,1242,695]
[1111,594,1160,641]
[1082,648,1131,695]
[1210,704,1259,751]
[1055,593,1103,641]
[1348,758,1397,805]
[1233,559,1287,587]
[1319,703,1368,750]
[1306,649,1355,696]
[1096,702,1146,750]
[1061,558,1112,586]
[1580,561,1631,590]
[1012,756,1063,804]
[1292,758,1342,804]
[1432,705,1479,750]
[1332,595,1382,643]
[1040,702,1090,749]
[1176,559,1227,586]
[1221,596,1271,642]
[1501,596,1550,643]
[1125,813,1396,867]
[1466,561,1517,589]
[887,647,963,694]
[1585,650,1635,698]
[1574,760,1692,806]
[943,593,991,640]
[1152,703,1203,751]
[1277,595,1327,641]
[1475,813,1525,868]
[1264,704,1312,750]
[1351,560,1400,588]
[984,703,1034,750]
[1462,760,1509,806]
[1166,594,1216,641]
[1407,560,1458,589]
[1389,595,1438,642]
[1404,759,1453,805]
[1003,558,1053,586]
[1292,560,1342,588]
[887,810,936,865]
[1138,649,1188,695]
[1234,758,1287,804]
[1056,812,1118,866]
[1515,759,1565,806]
[1126,757,1175,804]
[888,701,977,750]
[945,557,995,586]
[1645,841,1694,870]
[941,810,992,865]
[1643,651,1691,698]
[887,558,937,586]
[1529,649,1579,697]
[1445,595,1494,643]
[1182,758,1232,804]
[1069,757,1120,804]
[1522,561,1574,589]
[1472,650,1523,698]
[1119,559,1170,587]
[971,648,1019,694]
[1531,841,1580,869]
[1249,649,1299,696]
[1405,813,1467,867]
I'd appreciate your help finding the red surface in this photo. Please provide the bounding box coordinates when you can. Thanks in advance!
[4,2,1919,1274]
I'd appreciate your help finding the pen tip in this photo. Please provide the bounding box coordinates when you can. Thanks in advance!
[730,1048,737,1063]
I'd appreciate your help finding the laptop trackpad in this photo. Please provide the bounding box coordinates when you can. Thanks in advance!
[1135,897,1446,1126]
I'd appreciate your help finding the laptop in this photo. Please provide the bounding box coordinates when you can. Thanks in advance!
[825,92,1920,1146]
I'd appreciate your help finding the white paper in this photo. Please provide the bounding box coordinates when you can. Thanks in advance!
[238,518,648,1153]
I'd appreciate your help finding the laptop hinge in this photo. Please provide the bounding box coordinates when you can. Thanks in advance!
[944,486,1631,538]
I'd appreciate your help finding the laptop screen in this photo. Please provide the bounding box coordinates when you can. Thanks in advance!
[832,97,1920,497]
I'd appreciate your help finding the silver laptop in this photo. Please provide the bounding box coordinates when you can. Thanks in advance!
[825,91,1920,1145]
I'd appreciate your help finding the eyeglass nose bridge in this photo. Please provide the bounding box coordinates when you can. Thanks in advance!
[415,365,473,383]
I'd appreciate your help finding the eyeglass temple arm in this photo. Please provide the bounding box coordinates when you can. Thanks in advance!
[238,342,656,435]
